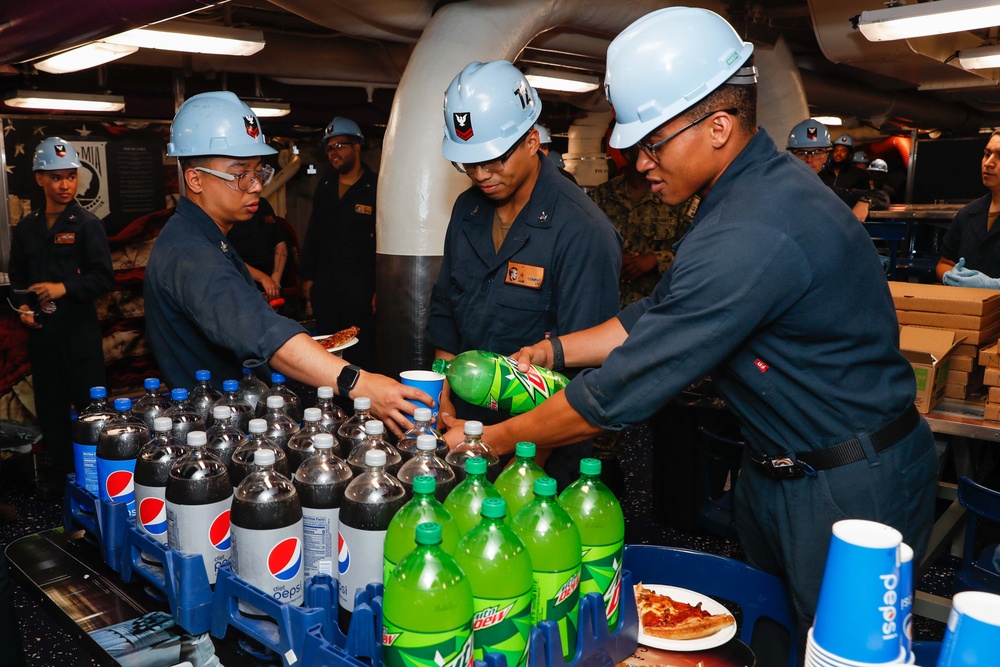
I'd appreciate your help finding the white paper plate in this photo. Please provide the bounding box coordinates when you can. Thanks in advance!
[311,334,359,355]
[635,584,737,652]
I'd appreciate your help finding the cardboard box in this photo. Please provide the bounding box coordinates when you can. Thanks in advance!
[987,368,1000,387]
[947,369,970,385]
[895,310,996,330]
[989,386,1000,403]
[950,356,975,373]
[957,343,980,358]
[946,383,972,400]
[896,322,1000,345]
[900,326,964,414]
[979,342,1000,368]
[986,403,1000,423]
[890,282,1000,317]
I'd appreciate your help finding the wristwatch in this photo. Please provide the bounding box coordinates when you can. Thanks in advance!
[337,364,362,398]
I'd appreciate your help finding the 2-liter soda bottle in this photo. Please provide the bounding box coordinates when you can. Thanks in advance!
[134,417,190,548]
[558,458,625,631]
[293,433,353,579]
[189,370,222,421]
[383,476,459,581]
[162,388,205,447]
[397,434,456,501]
[511,477,582,661]
[347,420,402,477]
[453,497,533,667]
[382,522,474,667]
[337,396,373,453]
[288,407,334,471]
[445,421,500,483]
[229,418,289,487]
[72,386,115,495]
[262,395,300,450]
[311,386,346,433]
[205,405,247,470]
[96,398,150,519]
[432,350,569,415]
[133,378,171,432]
[212,379,253,432]
[258,372,303,423]
[494,442,547,519]
[444,457,502,535]
[397,407,448,461]
[237,366,269,413]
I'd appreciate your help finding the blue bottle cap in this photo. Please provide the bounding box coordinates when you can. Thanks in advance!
[195,370,211,381]
[222,379,238,392]
[144,378,160,390]
[242,366,253,376]
[113,398,132,411]
[171,388,188,401]
[90,386,107,399]
[271,372,286,383]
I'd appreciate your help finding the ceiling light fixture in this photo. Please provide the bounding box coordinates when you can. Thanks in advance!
[103,22,265,57]
[4,90,125,112]
[813,116,844,126]
[34,42,138,74]
[857,0,1000,42]
[524,67,600,94]
[958,44,1000,69]
[249,100,291,118]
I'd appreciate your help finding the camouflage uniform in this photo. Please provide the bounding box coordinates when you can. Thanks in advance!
[589,174,699,308]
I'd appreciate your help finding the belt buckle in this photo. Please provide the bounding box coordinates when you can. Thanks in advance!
[754,452,806,479]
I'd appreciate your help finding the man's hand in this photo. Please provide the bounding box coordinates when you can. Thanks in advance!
[355,371,434,438]
[512,339,555,373]
[438,382,457,429]
[17,305,39,329]
[622,252,657,283]
[439,412,466,447]
[29,282,66,303]
[301,280,313,301]
[851,200,871,222]
[943,258,1000,289]
[260,275,281,300]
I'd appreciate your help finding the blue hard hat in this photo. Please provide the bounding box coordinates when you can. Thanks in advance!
[853,150,870,165]
[33,137,81,171]
[867,158,888,173]
[442,60,542,164]
[322,117,364,144]
[166,91,277,158]
[786,119,832,149]
[834,134,855,149]
[535,124,552,144]
[605,7,756,149]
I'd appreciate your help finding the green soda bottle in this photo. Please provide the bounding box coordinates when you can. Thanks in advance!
[432,350,569,416]
[453,497,533,667]
[558,458,625,631]
[384,476,460,581]
[494,442,547,520]
[383,522,474,667]
[511,477,582,661]
[444,457,502,535]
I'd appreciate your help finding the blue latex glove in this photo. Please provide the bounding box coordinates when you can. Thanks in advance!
[943,257,1000,289]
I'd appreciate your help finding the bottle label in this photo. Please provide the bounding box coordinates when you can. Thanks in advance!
[134,482,168,544]
[383,619,474,667]
[166,495,233,584]
[96,456,137,518]
[338,523,386,612]
[231,520,304,615]
[72,441,98,494]
[471,591,532,667]
[302,506,339,580]
[481,356,560,415]
[531,567,580,660]
[580,539,624,629]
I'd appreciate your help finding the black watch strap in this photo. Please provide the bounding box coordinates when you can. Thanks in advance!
[337,364,362,398]
[550,336,566,372]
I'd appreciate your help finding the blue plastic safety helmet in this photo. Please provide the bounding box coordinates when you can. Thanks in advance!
[867,158,888,173]
[166,91,277,158]
[605,7,756,149]
[786,119,832,149]
[442,60,542,164]
[33,137,81,171]
[853,150,870,165]
[322,117,364,144]
[535,124,552,145]
[834,134,855,149]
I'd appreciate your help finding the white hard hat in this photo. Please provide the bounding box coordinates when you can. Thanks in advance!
[167,91,277,158]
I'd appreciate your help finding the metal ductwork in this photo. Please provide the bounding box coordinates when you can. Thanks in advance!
[267,0,440,43]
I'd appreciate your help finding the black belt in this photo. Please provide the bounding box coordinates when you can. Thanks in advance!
[748,404,921,479]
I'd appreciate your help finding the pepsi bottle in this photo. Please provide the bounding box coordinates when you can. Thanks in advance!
[232,448,304,615]
[337,396,372,453]
[312,385,346,433]
[165,431,233,585]
[237,366,268,412]
[206,406,247,470]
[71,386,115,495]
[257,372,303,423]
[397,434,456,502]
[294,433,353,579]
[263,395,300,450]
[162,388,205,447]
[338,449,406,632]
[134,418,190,554]
[446,421,501,483]
[397,407,449,462]
[288,407,336,472]
[211,379,253,432]
[132,378,171,432]
[96,398,150,520]
[347,420,402,477]
[230,419,289,487]
[189,370,223,421]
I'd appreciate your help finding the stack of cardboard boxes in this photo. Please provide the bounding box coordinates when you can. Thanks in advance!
[978,342,1000,421]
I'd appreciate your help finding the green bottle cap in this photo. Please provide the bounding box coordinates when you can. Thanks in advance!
[415,522,442,545]
[515,442,536,458]
[413,475,436,495]
[534,477,557,497]
[580,458,601,476]
[481,497,507,519]
[465,457,488,475]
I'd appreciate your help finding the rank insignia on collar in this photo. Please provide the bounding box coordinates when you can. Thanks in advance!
[538,211,548,222]
[221,241,228,253]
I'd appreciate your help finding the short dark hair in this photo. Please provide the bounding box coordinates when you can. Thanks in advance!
[178,156,214,171]
[682,82,757,135]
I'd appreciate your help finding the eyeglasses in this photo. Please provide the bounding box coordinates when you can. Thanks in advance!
[193,165,275,192]
[326,142,357,152]
[792,148,831,158]
[637,108,738,163]
[452,132,528,175]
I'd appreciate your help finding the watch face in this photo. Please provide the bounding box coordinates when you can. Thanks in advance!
[338,365,361,390]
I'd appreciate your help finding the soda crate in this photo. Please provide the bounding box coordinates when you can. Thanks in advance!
[63,475,131,572]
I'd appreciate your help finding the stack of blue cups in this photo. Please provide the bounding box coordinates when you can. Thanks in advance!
[935,591,1000,666]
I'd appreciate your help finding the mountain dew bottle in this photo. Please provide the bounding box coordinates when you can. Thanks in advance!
[511,478,582,661]
[383,522,474,667]
[494,442,547,519]
[444,457,502,535]
[453,498,533,667]
[558,458,625,631]
[384,476,460,581]
[432,350,569,415]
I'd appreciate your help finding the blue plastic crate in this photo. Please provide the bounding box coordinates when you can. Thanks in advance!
[63,476,130,572]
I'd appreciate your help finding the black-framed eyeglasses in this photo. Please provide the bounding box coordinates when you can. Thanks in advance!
[452,131,529,175]
[791,148,831,158]
[326,141,357,152]
[193,165,275,192]
[637,108,738,163]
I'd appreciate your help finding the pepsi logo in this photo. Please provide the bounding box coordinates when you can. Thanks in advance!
[210,510,232,551]
[138,497,167,536]
[338,532,350,575]
[268,537,302,582]
[106,470,134,500]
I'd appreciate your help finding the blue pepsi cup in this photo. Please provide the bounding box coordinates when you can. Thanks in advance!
[813,519,903,663]
[898,543,913,661]
[399,370,445,425]
[937,591,1000,666]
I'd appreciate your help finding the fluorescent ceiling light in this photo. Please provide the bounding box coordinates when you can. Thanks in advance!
[813,116,844,126]
[5,90,125,112]
[34,42,138,74]
[524,68,600,93]
[858,0,1000,42]
[103,23,265,56]
[958,44,1000,69]
[249,100,291,118]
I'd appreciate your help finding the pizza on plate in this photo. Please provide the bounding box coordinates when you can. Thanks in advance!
[634,583,735,641]
[318,326,360,349]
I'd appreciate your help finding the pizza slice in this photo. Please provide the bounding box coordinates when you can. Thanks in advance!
[319,326,360,349]
[635,582,735,641]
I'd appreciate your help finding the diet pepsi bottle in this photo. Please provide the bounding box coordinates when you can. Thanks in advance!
[229,419,289,487]
[397,434,456,502]
[211,379,253,432]
[165,431,233,585]
[257,372,303,423]
[132,378,171,432]
[134,418,190,558]
[72,386,115,495]
[189,370,223,421]
[96,398,150,520]
[337,397,372,453]
[397,407,449,462]
[232,448,304,615]
[312,386,346,433]
[347,420,402,477]
[205,406,247,470]
[162,388,206,447]
[288,407,335,472]
[263,395,299,450]
[238,366,269,412]
[338,449,406,631]
[293,433,352,579]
